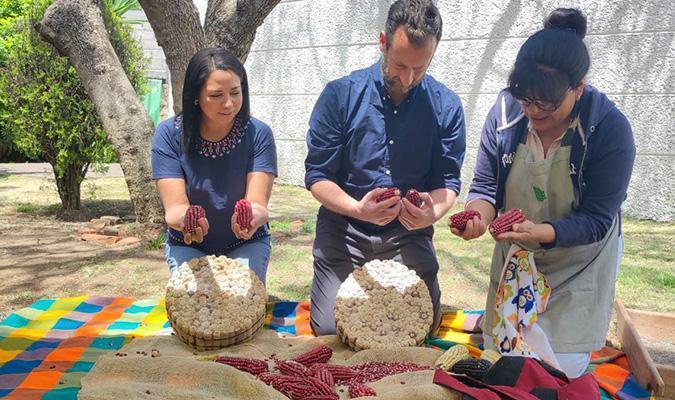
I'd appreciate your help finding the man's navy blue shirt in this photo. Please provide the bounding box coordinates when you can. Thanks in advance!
[304,61,466,232]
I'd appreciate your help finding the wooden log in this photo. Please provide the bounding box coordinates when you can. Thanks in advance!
[615,299,665,396]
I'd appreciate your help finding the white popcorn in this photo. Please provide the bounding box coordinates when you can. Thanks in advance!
[335,259,434,351]
[165,255,267,342]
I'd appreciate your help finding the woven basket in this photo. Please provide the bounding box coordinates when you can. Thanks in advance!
[167,310,265,351]
[165,255,267,351]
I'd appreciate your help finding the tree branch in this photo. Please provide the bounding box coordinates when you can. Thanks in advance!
[138,0,205,113]
[204,0,281,62]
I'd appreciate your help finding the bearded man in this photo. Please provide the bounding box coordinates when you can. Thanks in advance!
[304,0,466,335]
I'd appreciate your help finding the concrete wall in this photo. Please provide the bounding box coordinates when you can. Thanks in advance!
[244,0,675,221]
[139,0,675,221]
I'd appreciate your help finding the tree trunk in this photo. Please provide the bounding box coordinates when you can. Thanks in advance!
[139,0,281,112]
[137,0,204,114]
[52,162,84,210]
[36,0,163,223]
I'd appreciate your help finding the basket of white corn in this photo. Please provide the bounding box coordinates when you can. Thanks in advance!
[334,259,434,351]
[165,255,267,350]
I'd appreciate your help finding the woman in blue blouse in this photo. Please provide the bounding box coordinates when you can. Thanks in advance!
[151,48,277,282]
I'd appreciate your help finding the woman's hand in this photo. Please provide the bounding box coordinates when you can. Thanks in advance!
[494,220,556,244]
[450,216,487,240]
[232,201,269,240]
[182,215,210,245]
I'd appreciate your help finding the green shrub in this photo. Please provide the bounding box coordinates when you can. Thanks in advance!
[0,0,147,210]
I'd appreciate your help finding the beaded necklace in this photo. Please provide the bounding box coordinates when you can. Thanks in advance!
[198,117,246,158]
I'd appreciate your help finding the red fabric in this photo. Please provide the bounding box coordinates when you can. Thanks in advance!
[432,369,502,400]
[433,357,600,400]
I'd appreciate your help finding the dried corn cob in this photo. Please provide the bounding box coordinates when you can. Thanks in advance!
[314,368,335,386]
[451,358,492,381]
[276,359,309,377]
[183,205,206,234]
[480,349,501,364]
[405,189,423,207]
[434,344,471,371]
[489,208,526,235]
[292,345,333,366]
[308,363,357,383]
[215,355,268,375]
[349,383,377,397]
[234,199,253,230]
[375,187,400,203]
[448,210,481,231]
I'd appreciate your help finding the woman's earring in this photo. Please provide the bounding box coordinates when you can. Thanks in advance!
[194,99,199,106]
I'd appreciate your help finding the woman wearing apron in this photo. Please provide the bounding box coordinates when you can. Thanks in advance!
[452,8,636,378]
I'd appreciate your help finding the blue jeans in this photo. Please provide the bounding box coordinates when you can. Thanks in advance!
[165,235,272,283]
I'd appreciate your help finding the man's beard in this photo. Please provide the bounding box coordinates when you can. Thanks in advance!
[382,58,424,96]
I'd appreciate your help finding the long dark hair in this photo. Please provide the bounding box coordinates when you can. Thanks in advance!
[181,47,250,156]
[508,8,590,105]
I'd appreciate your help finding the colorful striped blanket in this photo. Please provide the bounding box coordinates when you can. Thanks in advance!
[0,297,653,399]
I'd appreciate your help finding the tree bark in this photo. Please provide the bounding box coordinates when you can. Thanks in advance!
[36,0,163,223]
[204,0,281,63]
[137,0,204,114]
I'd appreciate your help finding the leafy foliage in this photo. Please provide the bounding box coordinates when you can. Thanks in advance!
[0,0,148,209]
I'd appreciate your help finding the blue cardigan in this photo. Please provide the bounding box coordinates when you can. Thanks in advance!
[467,85,636,248]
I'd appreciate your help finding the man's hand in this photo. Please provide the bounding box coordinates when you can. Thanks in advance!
[232,201,269,240]
[352,187,402,225]
[398,192,437,230]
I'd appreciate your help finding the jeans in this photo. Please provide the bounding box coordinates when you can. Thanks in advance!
[165,235,272,283]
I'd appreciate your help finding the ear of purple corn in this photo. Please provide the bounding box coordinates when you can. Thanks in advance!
[405,189,423,207]
[375,187,401,203]
[448,210,481,231]
[489,208,526,235]
[183,205,206,234]
[234,199,253,230]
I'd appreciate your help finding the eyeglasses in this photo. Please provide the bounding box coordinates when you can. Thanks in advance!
[517,97,561,112]
[517,88,573,112]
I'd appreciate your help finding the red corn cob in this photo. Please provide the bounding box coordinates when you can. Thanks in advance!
[405,189,423,207]
[489,208,527,235]
[314,368,335,386]
[375,187,400,203]
[274,377,338,400]
[259,372,300,386]
[305,396,342,400]
[308,363,357,383]
[448,210,481,231]
[234,199,253,230]
[183,205,206,234]
[215,355,268,375]
[292,345,333,367]
[276,359,309,377]
[349,383,377,397]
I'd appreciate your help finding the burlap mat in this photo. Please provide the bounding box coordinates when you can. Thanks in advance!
[79,330,461,399]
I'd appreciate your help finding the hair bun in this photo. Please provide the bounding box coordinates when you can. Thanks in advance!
[544,8,587,39]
